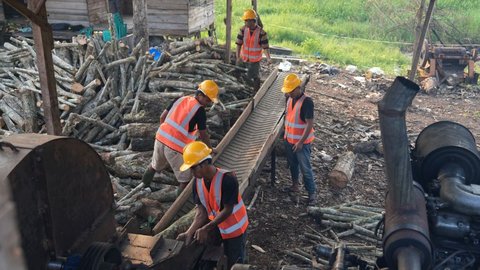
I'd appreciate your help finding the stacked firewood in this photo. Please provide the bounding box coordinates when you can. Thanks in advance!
[0,34,256,224]
[278,202,383,269]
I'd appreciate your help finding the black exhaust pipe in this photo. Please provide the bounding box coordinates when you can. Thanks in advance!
[378,77,432,270]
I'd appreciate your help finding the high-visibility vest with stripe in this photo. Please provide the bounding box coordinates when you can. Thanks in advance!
[195,169,249,239]
[284,95,315,144]
[241,26,263,63]
[156,96,201,153]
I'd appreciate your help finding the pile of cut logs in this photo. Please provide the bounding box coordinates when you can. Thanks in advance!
[279,202,383,269]
[0,34,255,224]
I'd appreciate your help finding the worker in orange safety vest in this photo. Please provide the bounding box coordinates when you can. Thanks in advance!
[236,8,271,91]
[141,80,220,195]
[177,141,248,269]
[281,73,317,206]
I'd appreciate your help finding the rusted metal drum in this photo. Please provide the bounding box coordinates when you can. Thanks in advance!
[0,134,116,270]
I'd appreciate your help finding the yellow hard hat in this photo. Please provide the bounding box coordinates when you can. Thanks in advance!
[281,74,302,93]
[198,80,219,104]
[241,9,257,21]
[180,141,213,171]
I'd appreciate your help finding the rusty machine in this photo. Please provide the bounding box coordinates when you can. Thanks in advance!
[377,77,480,269]
[418,41,479,85]
[0,134,207,270]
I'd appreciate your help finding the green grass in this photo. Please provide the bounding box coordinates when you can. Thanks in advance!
[212,0,480,75]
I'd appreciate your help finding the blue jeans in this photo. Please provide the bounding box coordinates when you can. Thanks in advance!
[285,141,316,195]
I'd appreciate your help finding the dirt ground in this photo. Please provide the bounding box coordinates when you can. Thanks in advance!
[244,62,480,269]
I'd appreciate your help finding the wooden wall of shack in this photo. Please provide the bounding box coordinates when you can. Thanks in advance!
[0,0,214,37]
[45,0,108,27]
[145,0,215,36]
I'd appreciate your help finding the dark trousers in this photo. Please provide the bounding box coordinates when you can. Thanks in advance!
[197,229,247,270]
[224,232,247,268]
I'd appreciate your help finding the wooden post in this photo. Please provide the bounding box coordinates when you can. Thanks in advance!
[251,0,258,12]
[225,0,232,63]
[409,0,436,81]
[133,0,149,53]
[413,0,426,52]
[3,0,61,135]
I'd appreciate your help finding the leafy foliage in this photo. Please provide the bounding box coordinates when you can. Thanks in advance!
[213,0,480,74]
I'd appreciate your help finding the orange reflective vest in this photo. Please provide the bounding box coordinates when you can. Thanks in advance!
[156,96,201,153]
[195,169,249,239]
[284,95,314,144]
[241,26,263,63]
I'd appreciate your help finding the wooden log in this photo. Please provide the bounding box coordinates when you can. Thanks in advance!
[82,77,113,114]
[19,88,37,132]
[2,114,21,133]
[352,140,382,154]
[68,113,117,132]
[148,79,196,91]
[119,123,157,138]
[51,53,75,74]
[130,37,145,58]
[137,199,165,223]
[157,209,195,239]
[149,186,178,203]
[75,55,95,82]
[84,60,99,84]
[0,99,24,127]
[71,87,96,114]
[107,151,153,178]
[105,56,136,70]
[328,151,356,189]
[117,177,168,191]
[70,83,85,94]
[112,177,129,198]
[83,107,119,143]
[96,41,111,65]
[129,137,154,151]
[132,55,146,87]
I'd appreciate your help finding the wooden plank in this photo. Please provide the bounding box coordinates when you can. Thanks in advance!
[146,15,189,23]
[147,22,188,30]
[253,70,279,108]
[86,0,108,25]
[148,2,188,9]
[45,8,89,16]
[148,28,189,36]
[47,14,90,22]
[147,10,188,16]
[46,1,87,10]
[32,3,62,135]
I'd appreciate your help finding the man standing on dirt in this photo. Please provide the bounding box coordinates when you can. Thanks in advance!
[281,73,317,206]
[141,80,220,195]
[177,141,248,269]
[236,8,272,92]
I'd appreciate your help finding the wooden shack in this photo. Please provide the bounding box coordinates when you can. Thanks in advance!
[45,0,108,27]
[0,0,214,37]
[147,0,214,36]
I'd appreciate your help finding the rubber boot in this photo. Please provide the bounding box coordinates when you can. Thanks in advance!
[141,166,156,187]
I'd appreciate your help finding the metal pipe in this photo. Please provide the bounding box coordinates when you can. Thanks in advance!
[378,77,419,205]
[438,163,480,216]
[378,77,432,269]
[397,246,422,270]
